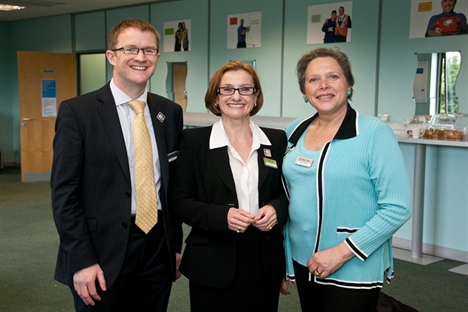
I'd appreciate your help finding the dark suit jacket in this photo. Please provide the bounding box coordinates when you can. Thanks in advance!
[171,125,288,288]
[51,83,183,288]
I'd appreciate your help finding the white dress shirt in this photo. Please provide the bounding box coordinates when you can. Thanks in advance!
[110,79,162,214]
[210,119,271,216]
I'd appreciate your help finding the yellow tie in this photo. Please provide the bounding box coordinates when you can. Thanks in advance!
[128,100,158,234]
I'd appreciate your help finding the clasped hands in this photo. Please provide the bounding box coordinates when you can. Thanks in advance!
[227,205,277,233]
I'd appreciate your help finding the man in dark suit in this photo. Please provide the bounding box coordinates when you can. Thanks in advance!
[51,18,183,311]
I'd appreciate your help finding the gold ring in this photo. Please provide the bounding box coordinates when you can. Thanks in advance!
[314,269,322,276]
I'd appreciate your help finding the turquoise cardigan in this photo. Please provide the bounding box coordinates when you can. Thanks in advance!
[282,105,412,289]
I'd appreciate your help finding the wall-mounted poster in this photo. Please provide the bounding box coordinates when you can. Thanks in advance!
[227,11,262,49]
[409,0,468,38]
[307,1,353,44]
[163,19,191,52]
[42,79,57,117]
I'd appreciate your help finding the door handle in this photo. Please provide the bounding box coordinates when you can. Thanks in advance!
[21,118,35,121]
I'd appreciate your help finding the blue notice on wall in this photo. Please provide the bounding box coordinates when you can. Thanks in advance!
[42,79,56,97]
[42,79,57,117]
[416,67,424,74]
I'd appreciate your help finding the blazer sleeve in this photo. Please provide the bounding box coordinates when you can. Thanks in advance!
[171,128,233,234]
[51,100,99,274]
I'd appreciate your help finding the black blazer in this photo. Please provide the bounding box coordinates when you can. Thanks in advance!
[171,125,288,288]
[51,83,183,288]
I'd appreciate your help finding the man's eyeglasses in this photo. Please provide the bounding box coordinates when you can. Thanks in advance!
[111,46,159,56]
[216,86,257,95]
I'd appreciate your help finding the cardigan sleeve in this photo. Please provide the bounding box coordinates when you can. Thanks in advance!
[345,122,412,260]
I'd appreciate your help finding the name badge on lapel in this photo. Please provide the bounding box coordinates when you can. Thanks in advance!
[157,112,165,123]
[167,150,179,162]
[263,157,278,169]
[295,156,313,168]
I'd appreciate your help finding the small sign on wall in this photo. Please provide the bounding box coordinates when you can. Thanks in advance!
[42,79,57,117]
[413,61,428,102]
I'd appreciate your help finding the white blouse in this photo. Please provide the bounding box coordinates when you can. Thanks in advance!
[210,119,271,216]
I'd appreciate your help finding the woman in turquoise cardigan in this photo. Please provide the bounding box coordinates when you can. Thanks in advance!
[280,48,412,311]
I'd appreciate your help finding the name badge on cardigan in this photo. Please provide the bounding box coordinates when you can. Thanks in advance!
[263,157,278,169]
[295,156,313,168]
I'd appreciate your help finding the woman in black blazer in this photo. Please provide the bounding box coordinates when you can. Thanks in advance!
[171,61,288,312]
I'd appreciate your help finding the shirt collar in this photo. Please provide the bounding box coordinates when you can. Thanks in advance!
[110,79,148,107]
[209,119,271,150]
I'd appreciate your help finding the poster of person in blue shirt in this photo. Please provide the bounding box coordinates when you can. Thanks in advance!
[227,12,262,49]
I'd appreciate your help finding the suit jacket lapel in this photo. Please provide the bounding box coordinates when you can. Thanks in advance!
[257,145,269,191]
[210,147,237,196]
[206,127,237,197]
[96,84,130,182]
[147,95,169,192]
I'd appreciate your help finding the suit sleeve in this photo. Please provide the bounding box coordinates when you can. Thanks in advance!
[51,101,98,274]
[167,105,184,253]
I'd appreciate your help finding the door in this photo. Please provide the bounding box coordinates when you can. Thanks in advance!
[173,63,187,111]
[18,51,77,182]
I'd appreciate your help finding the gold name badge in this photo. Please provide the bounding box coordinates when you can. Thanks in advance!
[263,157,278,169]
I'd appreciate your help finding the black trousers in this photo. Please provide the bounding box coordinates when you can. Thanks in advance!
[189,226,280,312]
[72,213,172,312]
[335,34,347,42]
[237,41,247,48]
[293,260,381,312]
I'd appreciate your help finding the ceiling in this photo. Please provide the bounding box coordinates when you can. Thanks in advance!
[0,0,169,22]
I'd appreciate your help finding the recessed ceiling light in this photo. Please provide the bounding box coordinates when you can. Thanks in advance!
[0,4,26,11]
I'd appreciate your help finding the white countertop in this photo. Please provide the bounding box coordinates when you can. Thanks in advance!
[398,137,468,147]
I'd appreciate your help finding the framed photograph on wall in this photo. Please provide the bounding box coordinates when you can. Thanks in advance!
[409,0,468,38]
[227,11,262,49]
[163,19,192,52]
[307,1,353,44]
